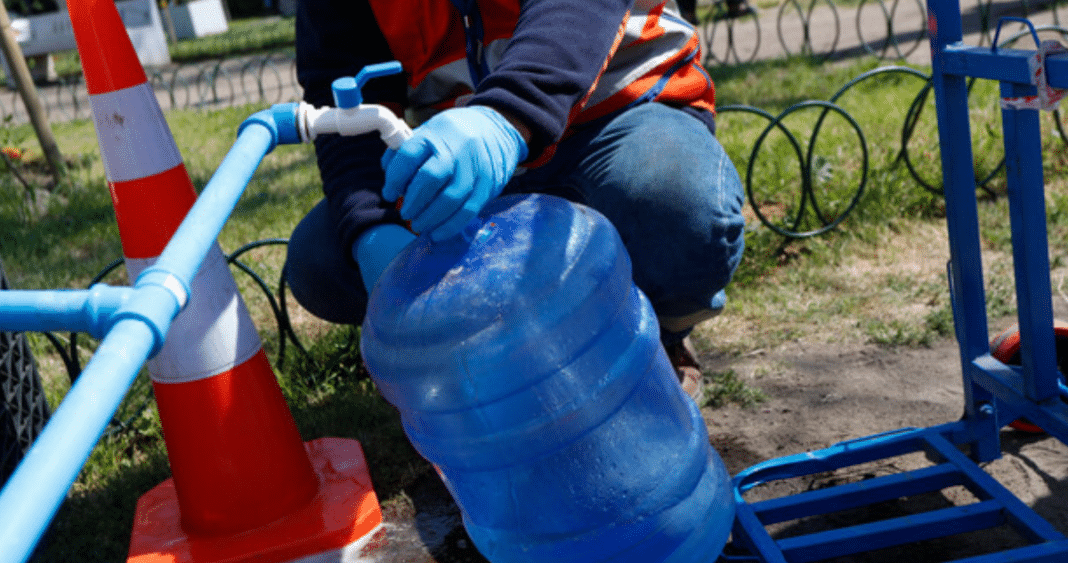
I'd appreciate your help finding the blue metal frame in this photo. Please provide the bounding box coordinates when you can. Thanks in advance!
[726,1,1068,560]
[729,422,1068,562]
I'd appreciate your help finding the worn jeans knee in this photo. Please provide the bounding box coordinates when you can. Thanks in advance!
[512,102,746,339]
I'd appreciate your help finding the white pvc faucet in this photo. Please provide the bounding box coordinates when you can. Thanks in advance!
[296,62,414,150]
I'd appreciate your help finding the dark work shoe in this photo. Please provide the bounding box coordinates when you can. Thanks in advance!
[666,336,705,405]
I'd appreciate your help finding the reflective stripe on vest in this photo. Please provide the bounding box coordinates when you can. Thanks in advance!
[376,1,709,122]
[586,6,702,109]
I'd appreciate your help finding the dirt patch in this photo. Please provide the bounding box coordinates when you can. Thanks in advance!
[337,218,1068,561]
[707,334,1068,562]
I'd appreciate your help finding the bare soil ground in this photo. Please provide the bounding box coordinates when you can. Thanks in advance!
[352,331,1068,563]
[708,333,1068,562]
[344,219,1068,562]
[354,333,1068,562]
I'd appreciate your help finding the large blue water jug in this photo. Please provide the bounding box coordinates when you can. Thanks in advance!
[360,193,734,562]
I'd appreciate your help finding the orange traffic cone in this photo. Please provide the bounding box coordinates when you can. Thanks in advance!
[68,0,382,560]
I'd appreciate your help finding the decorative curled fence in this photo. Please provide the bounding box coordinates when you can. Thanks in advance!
[724,57,1067,238]
[0,49,300,124]
[0,0,1062,123]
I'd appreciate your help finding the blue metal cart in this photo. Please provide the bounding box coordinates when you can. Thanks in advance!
[726,1,1068,561]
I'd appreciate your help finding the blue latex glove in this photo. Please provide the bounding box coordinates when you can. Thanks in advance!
[381,105,528,241]
[353,224,417,292]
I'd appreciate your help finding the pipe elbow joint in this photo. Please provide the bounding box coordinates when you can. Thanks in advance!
[238,103,301,150]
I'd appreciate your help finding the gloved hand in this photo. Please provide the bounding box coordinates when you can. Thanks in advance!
[381,105,528,241]
[353,223,417,292]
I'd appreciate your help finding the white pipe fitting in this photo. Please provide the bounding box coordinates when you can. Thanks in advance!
[297,102,414,149]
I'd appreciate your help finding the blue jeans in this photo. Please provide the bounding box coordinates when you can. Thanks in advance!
[285,102,746,342]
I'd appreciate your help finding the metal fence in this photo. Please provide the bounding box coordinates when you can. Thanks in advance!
[0,49,300,124]
[0,0,1062,123]
[699,0,1068,64]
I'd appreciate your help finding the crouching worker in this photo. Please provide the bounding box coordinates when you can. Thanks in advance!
[284,0,746,402]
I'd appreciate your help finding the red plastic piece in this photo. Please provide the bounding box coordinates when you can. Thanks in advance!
[990,322,1068,434]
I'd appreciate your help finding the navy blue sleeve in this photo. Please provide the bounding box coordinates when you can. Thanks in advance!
[468,0,633,159]
[295,0,407,251]
[296,0,632,247]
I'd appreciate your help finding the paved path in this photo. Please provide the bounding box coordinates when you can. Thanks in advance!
[700,0,1068,66]
[0,49,300,126]
[699,0,1068,67]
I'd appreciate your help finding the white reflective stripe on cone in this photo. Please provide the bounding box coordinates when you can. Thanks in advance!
[126,245,263,383]
[89,82,183,183]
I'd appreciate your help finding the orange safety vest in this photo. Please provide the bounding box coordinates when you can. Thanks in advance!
[366,0,715,128]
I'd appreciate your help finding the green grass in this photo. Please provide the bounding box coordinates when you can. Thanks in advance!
[704,369,769,408]
[0,104,318,292]
[697,55,1066,360]
[3,47,1068,562]
[167,16,296,63]
[45,16,296,80]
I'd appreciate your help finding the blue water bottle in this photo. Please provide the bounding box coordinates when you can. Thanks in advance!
[360,193,734,562]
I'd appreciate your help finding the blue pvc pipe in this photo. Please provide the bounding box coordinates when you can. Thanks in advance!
[0,284,132,338]
[0,317,159,562]
[0,113,287,344]
[0,117,284,563]
[147,117,278,294]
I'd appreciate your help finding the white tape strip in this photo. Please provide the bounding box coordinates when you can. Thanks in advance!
[90,82,183,183]
[126,245,263,383]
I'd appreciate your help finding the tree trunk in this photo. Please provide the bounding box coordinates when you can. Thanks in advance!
[0,8,66,186]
